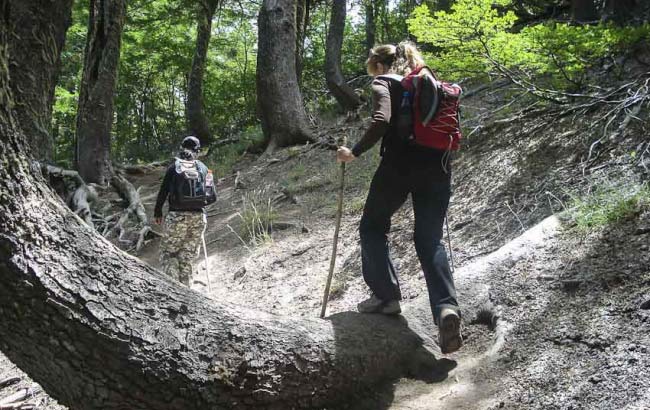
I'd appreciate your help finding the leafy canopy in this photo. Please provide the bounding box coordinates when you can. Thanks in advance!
[408,0,650,87]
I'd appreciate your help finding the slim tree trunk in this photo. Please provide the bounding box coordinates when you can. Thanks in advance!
[256,0,314,151]
[364,0,375,57]
[382,0,390,42]
[1,4,433,409]
[295,0,310,83]
[325,0,361,111]
[186,0,219,146]
[7,0,73,161]
[571,0,598,23]
[75,0,126,185]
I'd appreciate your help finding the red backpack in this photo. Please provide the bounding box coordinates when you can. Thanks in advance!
[399,66,462,151]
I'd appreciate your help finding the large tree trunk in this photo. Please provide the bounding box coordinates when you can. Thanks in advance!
[7,0,73,162]
[75,0,126,185]
[0,3,431,409]
[571,0,598,22]
[325,0,361,112]
[256,0,314,151]
[364,0,375,56]
[186,0,219,146]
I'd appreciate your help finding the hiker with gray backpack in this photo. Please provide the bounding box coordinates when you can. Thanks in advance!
[336,42,463,354]
[154,136,217,286]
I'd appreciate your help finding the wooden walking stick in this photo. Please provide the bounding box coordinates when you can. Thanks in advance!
[201,228,213,293]
[320,136,347,318]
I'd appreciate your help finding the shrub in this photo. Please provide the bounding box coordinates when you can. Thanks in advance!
[238,188,277,245]
[407,0,650,89]
[208,125,264,178]
[568,183,650,231]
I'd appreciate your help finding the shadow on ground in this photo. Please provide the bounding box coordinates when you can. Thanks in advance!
[327,311,457,410]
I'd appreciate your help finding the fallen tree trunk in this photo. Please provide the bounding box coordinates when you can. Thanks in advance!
[0,170,426,408]
[1,12,430,408]
[2,134,432,410]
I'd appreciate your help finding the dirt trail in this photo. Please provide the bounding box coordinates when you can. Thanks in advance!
[139,133,648,410]
[2,101,649,409]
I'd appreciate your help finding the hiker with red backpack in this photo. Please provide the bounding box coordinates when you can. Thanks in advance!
[336,42,463,354]
[154,136,217,286]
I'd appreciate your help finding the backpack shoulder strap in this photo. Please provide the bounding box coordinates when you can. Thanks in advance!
[195,160,208,177]
[418,66,438,80]
[376,74,403,82]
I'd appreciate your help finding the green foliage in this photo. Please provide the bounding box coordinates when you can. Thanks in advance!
[568,183,650,231]
[515,23,650,85]
[301,2,367,113]
[52,87,78,167]
[54,0,259,165]
[51,0,87,166]
[408,0,516,79]
[407,0,650,87]
[113,0,195,163]
[206,125,264,178]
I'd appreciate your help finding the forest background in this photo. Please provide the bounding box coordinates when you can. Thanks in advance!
[1,0,650,408]
[48,0,650,177]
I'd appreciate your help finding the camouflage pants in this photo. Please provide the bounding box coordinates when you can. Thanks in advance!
[160,211,207,286]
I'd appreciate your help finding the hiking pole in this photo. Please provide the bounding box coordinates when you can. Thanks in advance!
[445,214,455,273]
[201,230,213,293]
[320,136,347,318]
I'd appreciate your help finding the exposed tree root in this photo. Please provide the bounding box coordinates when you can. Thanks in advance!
[39,164,97,228]
[39,162,162,252]
[109,173,158,252]
[0,386,41,408]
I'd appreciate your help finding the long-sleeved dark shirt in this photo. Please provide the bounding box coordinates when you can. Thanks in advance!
[351,75,451,178]
[351,76,399,157]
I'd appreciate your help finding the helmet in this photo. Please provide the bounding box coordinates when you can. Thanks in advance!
[181,136,201,151]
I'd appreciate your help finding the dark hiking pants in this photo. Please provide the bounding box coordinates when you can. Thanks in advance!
[359,159,460,324]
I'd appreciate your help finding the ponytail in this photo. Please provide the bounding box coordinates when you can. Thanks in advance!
[395,41,425,75]
[366,41,425,77]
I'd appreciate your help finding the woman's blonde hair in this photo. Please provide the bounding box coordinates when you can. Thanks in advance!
[366,41,425,77]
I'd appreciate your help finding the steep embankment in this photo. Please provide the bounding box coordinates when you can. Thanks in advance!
[1,71,649,408]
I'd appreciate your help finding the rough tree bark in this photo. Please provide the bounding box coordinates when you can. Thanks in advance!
[325,0,361,111]
[256,0,314,151]
[186,0,220,146]
[571,0,598,22]
[75,0,127,185]
[364,0,375,56]
[7,0,73,161]
[0,3,432,409]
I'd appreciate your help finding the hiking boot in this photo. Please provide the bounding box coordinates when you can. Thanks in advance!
[439,308,463,354]
[357,295,402,315]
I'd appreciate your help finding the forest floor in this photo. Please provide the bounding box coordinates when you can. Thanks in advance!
[2,81,650,409]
